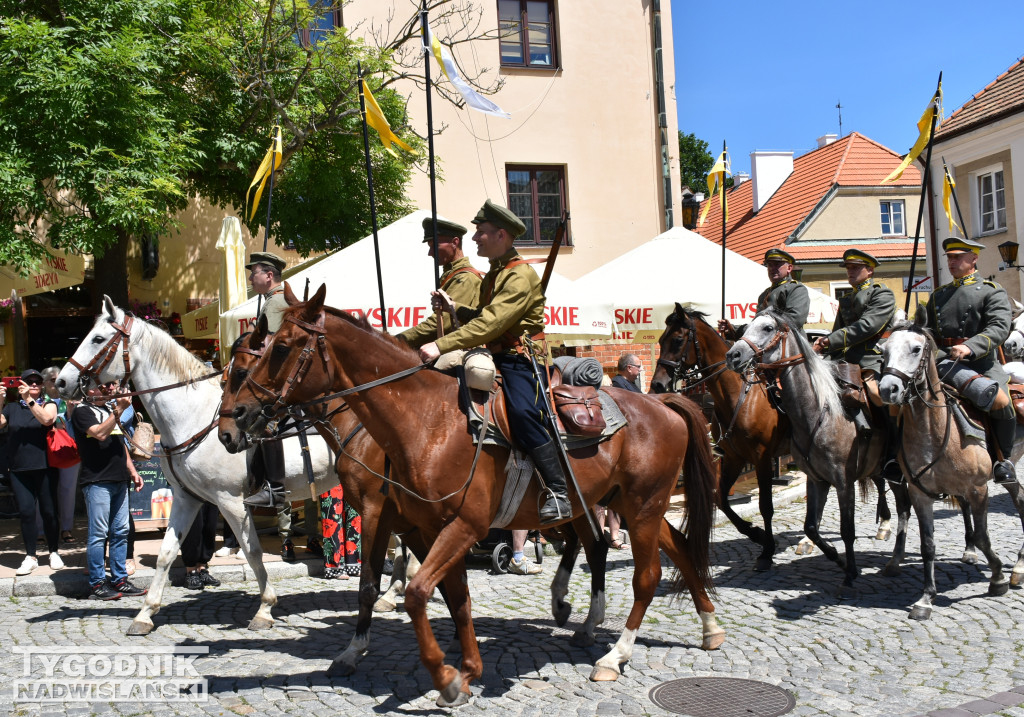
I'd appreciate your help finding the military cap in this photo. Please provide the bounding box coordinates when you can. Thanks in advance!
[763,247,797,265]
[244,251,287,273]
[840,248,879,268]
[942,237,985,255]
[471,199,527,238]
[421,216,467,243]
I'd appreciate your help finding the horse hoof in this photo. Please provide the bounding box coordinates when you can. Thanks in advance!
[909,605,931,620]
[702,630,726,651]
[247,616,274,631]
[589,665,621,682]
[126,620,154,636]
[326,659,356,677]
[960,552,978,566]
[552,602,572,627]
[989,580,1010,597]
[436,673,464,707]
[881,563,901,578]
[373,597,397,613]
[1011,571,1024,587]
[875,528,891,541]
[838,584,857,601]
[794,543,813,556]
[754,557,772,572]
[570,631,595,647]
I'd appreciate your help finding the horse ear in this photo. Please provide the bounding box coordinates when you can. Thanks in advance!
[775,293,788,314]
[675,302,685,315]
[301,284,327,322]
[283,282,299,306]
[914,303,928,328]
[253,313,269,344]
[102,295,118,321]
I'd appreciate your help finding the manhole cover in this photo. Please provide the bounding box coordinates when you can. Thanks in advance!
[649,677,795,716]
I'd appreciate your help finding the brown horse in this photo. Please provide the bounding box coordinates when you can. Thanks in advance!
[650,304,898,570]
[228,284,721,706]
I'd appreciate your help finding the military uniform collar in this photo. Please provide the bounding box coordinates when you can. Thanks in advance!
[852,278,872,294]
[489,248,521,269]
[770,277,795,289]
[444,256,471,273]
[263,283,284,299]
[952,272,979,288]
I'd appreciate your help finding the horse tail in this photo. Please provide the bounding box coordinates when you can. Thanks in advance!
[658,394,716,596]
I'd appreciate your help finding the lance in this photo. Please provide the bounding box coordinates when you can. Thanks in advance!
[357,62,389,332]
[904,71,942,315]
[421,0,441,292]
[720,140,727,321]
[256,126,279,319]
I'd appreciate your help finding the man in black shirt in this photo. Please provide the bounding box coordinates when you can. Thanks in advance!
[72,382,147,600]
[611,353,643,393]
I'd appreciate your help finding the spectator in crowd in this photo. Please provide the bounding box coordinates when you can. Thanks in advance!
[612,353,643,393]
[72,381,147,600]
[319,485,360,579]
[181,501,221,590]
[1,369,62,575]
[43,366,80,545]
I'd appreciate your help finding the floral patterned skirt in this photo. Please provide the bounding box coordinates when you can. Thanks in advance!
[320,484,361,576]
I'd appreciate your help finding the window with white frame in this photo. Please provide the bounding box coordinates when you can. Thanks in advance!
[880,200,905,236]
[977,170,1006,233]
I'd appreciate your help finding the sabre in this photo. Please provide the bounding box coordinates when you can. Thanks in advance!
[523,336,601,542]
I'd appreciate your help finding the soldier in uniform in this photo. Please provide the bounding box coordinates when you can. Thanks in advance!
[417,200,572,525]
[812,249,898,465]
[241,252,299,558]
[398,217,482,348]
[925,237,1017,485]
[718,247,810,339]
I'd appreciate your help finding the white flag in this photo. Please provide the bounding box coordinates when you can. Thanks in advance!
[424,21,510,119]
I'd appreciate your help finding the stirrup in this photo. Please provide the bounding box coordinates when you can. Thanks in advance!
[993,460,1018,486]
[243,482,286,508]
[881,459,905,487]
[539,491,572,525]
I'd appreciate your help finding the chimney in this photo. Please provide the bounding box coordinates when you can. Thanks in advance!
[733,171,750,187]
[750,151,794,213]
[816,133,838,149]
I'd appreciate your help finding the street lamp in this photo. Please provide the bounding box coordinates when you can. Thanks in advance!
[791,268,804,282]
[998,241,1021,270]
[681,193,702,231]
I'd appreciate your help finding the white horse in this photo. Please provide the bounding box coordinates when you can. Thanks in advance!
[56,298,343,635]
[1002,300,1024,358]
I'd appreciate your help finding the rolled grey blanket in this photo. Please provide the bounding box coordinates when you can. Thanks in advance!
[937,359,999,411]
[553,356,604,388]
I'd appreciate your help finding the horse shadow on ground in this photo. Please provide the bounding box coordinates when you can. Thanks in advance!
[26,576,704,710]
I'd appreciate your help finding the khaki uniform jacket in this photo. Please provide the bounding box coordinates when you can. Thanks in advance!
[757,278,810,328]
[825,280,895,373]
[925,273,1011,381]
[434,249,545,354]
[398,257,483,349]
[259,284,288,333]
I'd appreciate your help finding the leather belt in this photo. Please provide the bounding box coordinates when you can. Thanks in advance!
[939,337,966,347]
[487,330,545,355]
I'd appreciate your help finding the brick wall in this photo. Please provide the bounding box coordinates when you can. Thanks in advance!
[554,341,661,392]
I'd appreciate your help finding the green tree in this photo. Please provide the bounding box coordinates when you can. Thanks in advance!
[678,131,732,197]
[0,0,482,306]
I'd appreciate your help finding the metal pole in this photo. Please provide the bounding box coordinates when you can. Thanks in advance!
[904,72,942,315]
[721,140,727,321]
[422,1,441,291]
[256,127,278,319]
[357,63,389,332]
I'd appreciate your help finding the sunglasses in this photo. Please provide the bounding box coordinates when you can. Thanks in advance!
[24,379,42,385]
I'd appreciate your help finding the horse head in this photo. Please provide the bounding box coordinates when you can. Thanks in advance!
[1005,310,1024,359]
[231,282,333,438]
[56,295,131,398]
[216,330,264,453]
[878,310,931,406]
[651,303,710,394]
[724,312,786,372]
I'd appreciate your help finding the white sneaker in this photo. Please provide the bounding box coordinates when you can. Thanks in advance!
[49,552,64,570]
[213,546,239,558]
[16,555,38,576]
[508,557,542,575]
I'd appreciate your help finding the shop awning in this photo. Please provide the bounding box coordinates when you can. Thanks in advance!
[0,248,86,298]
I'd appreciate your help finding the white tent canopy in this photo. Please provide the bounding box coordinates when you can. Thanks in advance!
[573,227,838,341]
[183,210,615,348]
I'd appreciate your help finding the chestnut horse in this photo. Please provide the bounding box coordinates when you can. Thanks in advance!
[650,304,898,570]
[229,284,721,706]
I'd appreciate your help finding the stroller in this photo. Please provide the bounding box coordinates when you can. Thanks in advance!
[468,528,545,574]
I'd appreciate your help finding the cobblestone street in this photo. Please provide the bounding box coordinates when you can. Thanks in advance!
[4,482,1024,716]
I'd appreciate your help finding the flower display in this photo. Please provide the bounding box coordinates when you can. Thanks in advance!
[0,298,14,323]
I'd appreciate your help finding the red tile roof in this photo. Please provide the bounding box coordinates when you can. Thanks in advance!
[785,241,926,263]
[696,133,921,263]
[935,56,1024,142]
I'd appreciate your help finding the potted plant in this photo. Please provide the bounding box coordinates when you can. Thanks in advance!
[0,298,14,323]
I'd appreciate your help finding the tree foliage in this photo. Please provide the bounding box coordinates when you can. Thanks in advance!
[678,131,733,197]
[0,0,488,299]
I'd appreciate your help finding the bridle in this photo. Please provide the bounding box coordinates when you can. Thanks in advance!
[656,312,727,392]
[67,314,135,395]
[879,332,944,407]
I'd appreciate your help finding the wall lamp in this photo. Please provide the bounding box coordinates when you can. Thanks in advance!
[998,241,1021,271]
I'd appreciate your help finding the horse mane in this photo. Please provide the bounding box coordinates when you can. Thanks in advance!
[121,314,217,383]
[289,303,420,358]
[761,309,843,419]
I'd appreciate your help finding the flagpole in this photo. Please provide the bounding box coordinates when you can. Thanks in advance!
[422,0,440,291]
[357,63,389,332]
[942,157,969,237]
[904,71,942,315]
[721,140,727,321]
[256,126,278,319]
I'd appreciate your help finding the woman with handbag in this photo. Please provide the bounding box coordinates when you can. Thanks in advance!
[0,369,63,575]
[43,366,81,545]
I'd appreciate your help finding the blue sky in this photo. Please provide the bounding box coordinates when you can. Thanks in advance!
[671,0,1024,174]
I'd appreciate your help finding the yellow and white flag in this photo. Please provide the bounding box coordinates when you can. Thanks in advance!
[882,84,943,184]
[942,166,962,235]
[246,126,283,221]
[699,151,730,227]
[362,80,417,157]
[424,21,510,119]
